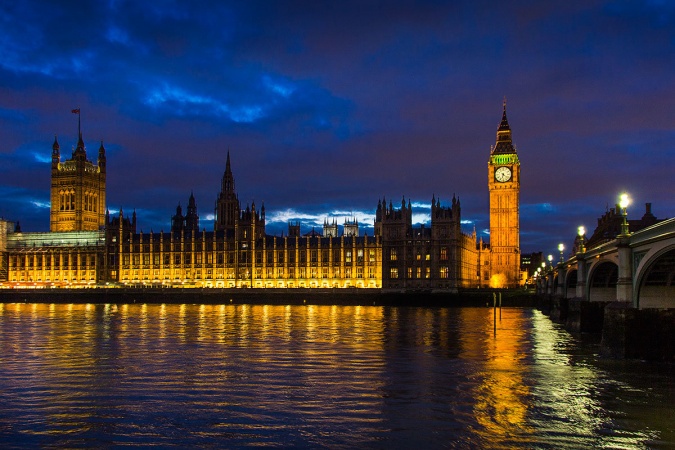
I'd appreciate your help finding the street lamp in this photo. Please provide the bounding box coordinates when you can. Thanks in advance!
[547,254,553,268]
[558,243,565,263]
[619,193,630,235]
[578,226,586,253]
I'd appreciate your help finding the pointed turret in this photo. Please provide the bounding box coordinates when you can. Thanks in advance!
[52,135,60,168]
[73,132,87,160]
[492,98,516,155]
[222,150,234,193]
[172,202,184,232]
[215,150,240,233]
[185,192,199,231]
[498,98,510,132]
[98,141,106,173]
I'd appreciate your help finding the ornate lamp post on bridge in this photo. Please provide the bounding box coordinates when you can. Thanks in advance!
[616,193,633,302]
[556,244,565,296]
[542,261,552,294]
[576,226,587,299]
[619,193,630,236]
[577,226,586,253]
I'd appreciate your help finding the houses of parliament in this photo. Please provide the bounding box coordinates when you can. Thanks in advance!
[0,104,521,290]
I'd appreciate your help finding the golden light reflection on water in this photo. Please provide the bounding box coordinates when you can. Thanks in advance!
[0,303,670,448]
[462,308,534,444]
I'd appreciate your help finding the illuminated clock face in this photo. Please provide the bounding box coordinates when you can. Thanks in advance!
[495,166,512,182]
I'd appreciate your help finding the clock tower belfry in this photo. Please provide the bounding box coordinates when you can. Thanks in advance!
[488,100,520,287]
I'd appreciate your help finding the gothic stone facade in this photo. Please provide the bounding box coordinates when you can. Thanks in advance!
[0,106,520,290]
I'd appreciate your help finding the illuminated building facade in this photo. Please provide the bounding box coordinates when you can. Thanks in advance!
[104,157,383,288]
[375,196,481,289]
[487,101,521,287]
[50,131,106,232]
[0,105,519,291]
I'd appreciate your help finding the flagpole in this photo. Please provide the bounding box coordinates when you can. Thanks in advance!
[78,107,81,136]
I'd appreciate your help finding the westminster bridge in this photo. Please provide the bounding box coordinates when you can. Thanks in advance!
[536,216,674,360]
[537,216,675,308]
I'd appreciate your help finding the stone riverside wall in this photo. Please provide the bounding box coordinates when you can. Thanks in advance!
[601,303,674,361]
[538,294,674,361]
[0,288,538,307]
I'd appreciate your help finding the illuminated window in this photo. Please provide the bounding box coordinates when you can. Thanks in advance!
[440,247,448,260]
[390,249,397,261]
[357,250,363,263]
[390,267,399,279]
[440,267,449,279]
[346,250,352,263]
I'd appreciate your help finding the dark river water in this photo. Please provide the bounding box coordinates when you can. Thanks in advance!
[0,303,672,449]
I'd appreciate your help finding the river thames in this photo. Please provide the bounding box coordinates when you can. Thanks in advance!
[0,303,672,448]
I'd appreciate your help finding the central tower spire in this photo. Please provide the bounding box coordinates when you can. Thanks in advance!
[214,150,240,234]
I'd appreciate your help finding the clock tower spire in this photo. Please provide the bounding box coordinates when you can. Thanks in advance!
[488,100,521,287]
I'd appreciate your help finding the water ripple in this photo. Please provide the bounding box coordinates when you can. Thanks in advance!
[0,304,671,449]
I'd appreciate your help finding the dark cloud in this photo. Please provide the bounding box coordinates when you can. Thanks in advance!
[0,0,673,255]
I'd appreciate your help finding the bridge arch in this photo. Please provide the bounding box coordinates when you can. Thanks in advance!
[565,269,577,298]
[635,245,675,309]
[588,260,618,302]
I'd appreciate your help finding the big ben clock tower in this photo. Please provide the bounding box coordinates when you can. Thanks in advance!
[488,100,520,287]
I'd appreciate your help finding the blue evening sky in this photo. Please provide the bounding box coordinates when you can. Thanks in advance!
[0,1,674,255]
